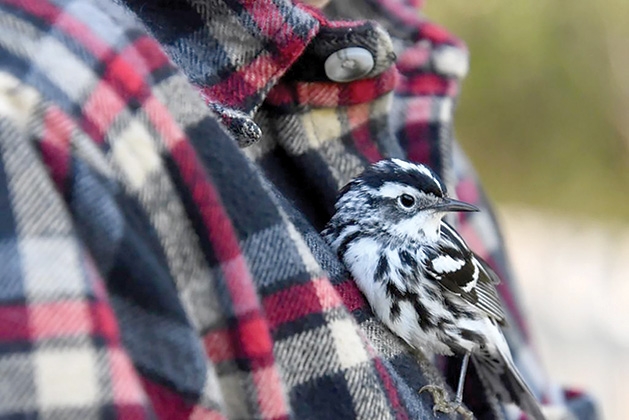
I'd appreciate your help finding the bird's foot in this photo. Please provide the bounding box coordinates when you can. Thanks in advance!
[419,385,474,419]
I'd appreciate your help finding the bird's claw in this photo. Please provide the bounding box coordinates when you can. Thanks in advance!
[418,385,474,419]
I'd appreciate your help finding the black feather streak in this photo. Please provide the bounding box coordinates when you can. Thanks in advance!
[385,282,435,328]
[413,298,435,329]
[390,301,401,321]
[443,298,477,320]
[336,231,362,262]
[398,249,418,271]
[422,284,441,302]
[459,328,484,345]
[374,255,389,283]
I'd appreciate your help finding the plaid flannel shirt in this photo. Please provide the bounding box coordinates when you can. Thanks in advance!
[0,0,598,419]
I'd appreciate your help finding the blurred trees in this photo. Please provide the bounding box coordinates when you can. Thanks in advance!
[426,0,629,221]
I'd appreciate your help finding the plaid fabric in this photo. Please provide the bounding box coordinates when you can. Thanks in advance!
[0,0,598,420]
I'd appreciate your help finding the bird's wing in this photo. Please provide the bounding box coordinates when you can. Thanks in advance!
[421,222,506,323]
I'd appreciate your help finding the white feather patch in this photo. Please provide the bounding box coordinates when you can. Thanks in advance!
[391,158,434,178]
[461,278,477,293]
[377,182,418,199]
[431,255,465,273]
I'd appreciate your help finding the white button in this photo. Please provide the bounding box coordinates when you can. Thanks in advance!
[324,47,375,82]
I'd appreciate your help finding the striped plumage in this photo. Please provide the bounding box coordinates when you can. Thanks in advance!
[323,159,545,420]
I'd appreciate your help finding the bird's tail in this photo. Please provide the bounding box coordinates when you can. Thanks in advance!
[472,348,546,420]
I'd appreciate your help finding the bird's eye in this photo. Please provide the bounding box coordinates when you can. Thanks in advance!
[397,194,415,209]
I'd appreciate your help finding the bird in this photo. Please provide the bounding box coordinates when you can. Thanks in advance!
[322,158,546,420]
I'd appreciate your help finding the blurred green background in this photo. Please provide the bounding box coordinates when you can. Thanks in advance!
[425,0,629,222]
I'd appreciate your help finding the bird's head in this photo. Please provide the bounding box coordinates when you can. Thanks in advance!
[334,159,478,242]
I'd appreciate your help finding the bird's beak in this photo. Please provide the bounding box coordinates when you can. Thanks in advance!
[430,198,479,213]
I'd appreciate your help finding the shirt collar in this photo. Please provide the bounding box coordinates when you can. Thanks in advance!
[124,0,398,145]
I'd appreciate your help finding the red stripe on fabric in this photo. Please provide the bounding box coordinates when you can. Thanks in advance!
[347,103,383,163]
[258,82,295,107]
[143,96,186,146]
[222,255,263,316]
[263,280,321,328]
[128,36,170,74]
[242,0,287,39]
[190,406,228,420]
[40,106,72,191]
[171,152,229,256]
[240,55,278,93]
[82,80,127,143]
[405,96,432,123]
[397,45,431,73]
[114,405,151,420]
[204,319,275,368]
[345,68,398,105]
[83,254,124,344]
[0,299,119,343]
[333,279,367,313]
[104,50,149,101]
[243,1,319,62]
[342,79,375,104]
[203,329,235,363]
[404,97,433,164]
[564,388,584,399]
[399,74,453,96]
[373,358,410,420]
[2,0,61,25]
[56,8,113,61]
[0,305,30,341]
[198,82,240,109]
[312,278,343,310]
[239,316,274,364]
[174,143,242,262]
[140,377,194,420]
[108,347,149,414]
[202,72,255,110]
[296,83,341,107]
[263,278,342,328]
[266,68,397,108]
[418,22,455,45]
[253,367,290,420]
[29,301,93,339]
[455,179,479,205]
[405,127,430,164]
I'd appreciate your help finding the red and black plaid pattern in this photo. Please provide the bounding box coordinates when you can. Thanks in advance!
[0,0,597,419]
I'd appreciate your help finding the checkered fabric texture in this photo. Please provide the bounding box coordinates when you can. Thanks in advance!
[0,0,598,419]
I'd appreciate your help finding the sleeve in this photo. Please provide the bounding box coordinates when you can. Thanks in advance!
[0,1,445,419]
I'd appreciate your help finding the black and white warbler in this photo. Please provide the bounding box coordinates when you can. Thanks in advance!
[323,159,545,420]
